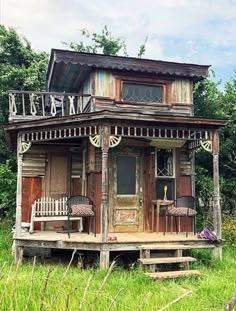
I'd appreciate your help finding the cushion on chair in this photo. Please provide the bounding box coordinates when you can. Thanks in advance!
[167,207,197,217]
[71,204,94,216]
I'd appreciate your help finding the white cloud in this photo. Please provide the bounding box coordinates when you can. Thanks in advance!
[1,0,236,82]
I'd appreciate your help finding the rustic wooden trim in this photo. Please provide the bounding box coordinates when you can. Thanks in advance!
[101,125,110,242]
[212,129,221,240]
[115,79,122,101]
[110,125,212,141]
[112,73,175,84]
[16,134,23,237]
[21,125,98,143]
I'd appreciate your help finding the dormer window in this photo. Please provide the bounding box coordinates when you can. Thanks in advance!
[122,83,164,103]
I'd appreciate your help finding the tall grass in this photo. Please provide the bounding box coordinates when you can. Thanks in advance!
[0,221,235,311]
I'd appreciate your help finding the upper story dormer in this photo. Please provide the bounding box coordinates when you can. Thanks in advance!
[8,49,209,122]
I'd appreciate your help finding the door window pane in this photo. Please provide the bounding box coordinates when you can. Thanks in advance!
[117,156,136,195]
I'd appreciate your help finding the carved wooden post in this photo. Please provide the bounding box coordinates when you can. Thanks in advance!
[100,125,110,269]
[101,125,110,243]
[15,133,23,237]
[212,129,222,259]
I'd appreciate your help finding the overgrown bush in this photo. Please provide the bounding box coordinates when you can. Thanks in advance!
[0,161,16,219]
[222,216,236,246]
[195,167,214,230]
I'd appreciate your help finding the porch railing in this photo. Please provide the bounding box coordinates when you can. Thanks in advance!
[8,91,91,120]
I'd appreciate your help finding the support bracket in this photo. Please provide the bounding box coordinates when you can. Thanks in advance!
[89,135,122,148]
[20,141,32,154]
[200,140,213,153]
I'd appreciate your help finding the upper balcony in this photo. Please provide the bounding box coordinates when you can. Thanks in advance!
[8,91,92,122]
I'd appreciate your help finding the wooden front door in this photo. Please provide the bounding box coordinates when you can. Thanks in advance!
[109,147,143,232]
[45,152,70,199]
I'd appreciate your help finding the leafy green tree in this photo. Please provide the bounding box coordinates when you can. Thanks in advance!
[0,161,16,218]
[0,25,48,160]
[0,26,48,218]
[63,25,147,57]
[194,73,236,216]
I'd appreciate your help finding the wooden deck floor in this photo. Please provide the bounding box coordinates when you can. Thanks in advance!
[14,231,215,252]
[17,231,199,243]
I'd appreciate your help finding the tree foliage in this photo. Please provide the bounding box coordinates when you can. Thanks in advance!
[63,25,147,58]
[0,25,48,161]
[194,73,236,217]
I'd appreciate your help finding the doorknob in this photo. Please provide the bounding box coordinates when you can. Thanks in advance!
[139,198,143,205]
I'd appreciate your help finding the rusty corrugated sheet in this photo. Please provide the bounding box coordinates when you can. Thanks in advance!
[47,49,210,92]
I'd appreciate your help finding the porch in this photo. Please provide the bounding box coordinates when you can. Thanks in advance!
[14,230,218,269]
[4,110,226,268]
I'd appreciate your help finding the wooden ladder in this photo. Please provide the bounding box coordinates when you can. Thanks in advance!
[139,244,205,280]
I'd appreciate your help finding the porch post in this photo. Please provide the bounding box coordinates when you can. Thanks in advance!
[101,125,110,243]
[212,129,222,259]
[15,133,23,238]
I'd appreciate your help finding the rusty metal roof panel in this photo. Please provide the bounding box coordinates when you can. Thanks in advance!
[47,49,210,91]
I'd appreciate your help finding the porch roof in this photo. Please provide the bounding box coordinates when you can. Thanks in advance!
[3,110,226,150]
[47,49,210,92]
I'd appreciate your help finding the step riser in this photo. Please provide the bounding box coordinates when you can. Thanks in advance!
[139,256,196,265]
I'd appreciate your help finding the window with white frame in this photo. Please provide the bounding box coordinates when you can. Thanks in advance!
[156,148,175,200]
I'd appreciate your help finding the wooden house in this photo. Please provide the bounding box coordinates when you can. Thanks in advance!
[4,50,226,272]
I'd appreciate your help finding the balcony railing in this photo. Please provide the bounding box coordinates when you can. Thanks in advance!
[8,91,92,120]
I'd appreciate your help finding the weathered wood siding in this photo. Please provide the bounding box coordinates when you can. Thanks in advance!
[22,177,42,224]
[171,79,191,104]
[94,70,116,98]
[176,146,192,198]
[86,142,102,233]
[22,146,46,177]
[88,70,193,115]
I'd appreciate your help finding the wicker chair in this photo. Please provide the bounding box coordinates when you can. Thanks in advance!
[164,196,197,237]
[66,195,96,238]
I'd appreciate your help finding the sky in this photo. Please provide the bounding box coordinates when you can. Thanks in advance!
[1,0,236,87]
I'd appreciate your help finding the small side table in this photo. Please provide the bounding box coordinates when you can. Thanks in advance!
[151,200,174,233]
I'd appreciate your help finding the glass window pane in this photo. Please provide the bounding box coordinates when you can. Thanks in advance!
[157,149,173,176]
[123,83,163,103]
[117,156,136,195]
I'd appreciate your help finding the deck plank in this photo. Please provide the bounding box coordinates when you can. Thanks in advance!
[146,270,201,280]
[139,256,196,265]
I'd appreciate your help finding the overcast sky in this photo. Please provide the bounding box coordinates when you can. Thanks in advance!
[1,0,236,86]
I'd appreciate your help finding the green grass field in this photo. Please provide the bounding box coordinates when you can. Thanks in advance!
[0,221,235,311]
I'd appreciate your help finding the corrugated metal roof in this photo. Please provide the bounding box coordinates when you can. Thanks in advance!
[47,49,210,92]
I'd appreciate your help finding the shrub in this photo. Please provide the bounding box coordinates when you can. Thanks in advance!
[222,216,236,246]
[0,161,16,219]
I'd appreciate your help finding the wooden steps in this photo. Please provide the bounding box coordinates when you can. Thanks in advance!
[139,256,196,265]
[146,270,201,280]
[139,243,205,280]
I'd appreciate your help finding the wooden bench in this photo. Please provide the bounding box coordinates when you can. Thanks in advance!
[29,197,83,233]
